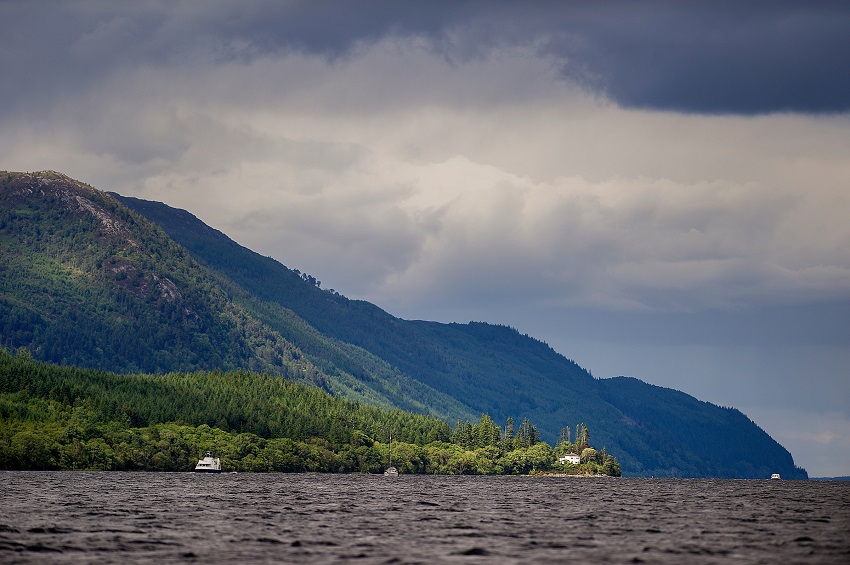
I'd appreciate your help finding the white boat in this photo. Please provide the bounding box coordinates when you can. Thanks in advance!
[770,473,781,480]
[384,466,399,477]
[194,452,221,473]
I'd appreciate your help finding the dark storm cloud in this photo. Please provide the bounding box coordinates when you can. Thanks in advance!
[549,1,850,114]
[2,1,848,117]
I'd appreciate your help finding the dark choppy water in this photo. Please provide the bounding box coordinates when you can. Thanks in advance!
[1,472,848,564]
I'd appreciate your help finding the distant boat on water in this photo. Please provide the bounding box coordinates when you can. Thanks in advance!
[194,452,221,473]
[770,473,781,480]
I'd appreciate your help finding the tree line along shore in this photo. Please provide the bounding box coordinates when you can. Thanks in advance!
[0,347,620,475]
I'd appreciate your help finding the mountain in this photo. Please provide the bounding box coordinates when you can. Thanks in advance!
[0,171,472,422]
[0,171,807,478]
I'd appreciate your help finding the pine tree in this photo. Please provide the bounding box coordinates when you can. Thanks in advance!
[475,414,499,447]
[558,425,571,446]
[577,423,589,450]
[503,417,515,449]
[517,418,533,449]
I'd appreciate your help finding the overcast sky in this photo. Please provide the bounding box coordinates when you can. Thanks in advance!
[2,0,849,476]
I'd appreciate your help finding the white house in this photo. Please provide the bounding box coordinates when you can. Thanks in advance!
[559,453,580,465]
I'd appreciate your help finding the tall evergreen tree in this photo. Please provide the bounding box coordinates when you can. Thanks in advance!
[559,425,571,446]
[517,418,534,449]
[529,423,540,446]
[577,423,589,450]
[503,417,515,449]
[475,414,499,447]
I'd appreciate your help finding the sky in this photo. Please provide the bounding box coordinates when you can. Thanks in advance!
[2,0,849,476]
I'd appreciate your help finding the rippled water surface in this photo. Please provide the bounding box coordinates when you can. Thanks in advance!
[1,472,848,563]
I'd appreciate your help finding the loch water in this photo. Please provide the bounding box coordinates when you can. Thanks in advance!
[1,471,848,564]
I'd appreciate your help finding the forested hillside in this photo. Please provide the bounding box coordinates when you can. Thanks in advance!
[0,171,807,478]
[0,349,620,475]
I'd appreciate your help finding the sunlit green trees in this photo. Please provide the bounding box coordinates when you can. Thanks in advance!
[0,348,621,475]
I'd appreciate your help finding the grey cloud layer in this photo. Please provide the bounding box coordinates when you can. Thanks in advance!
[3,1,849,115]
[4,32,849,318]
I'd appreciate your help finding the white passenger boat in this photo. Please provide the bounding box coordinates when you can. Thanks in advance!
[770,473,781,480]
[194,452,221,473]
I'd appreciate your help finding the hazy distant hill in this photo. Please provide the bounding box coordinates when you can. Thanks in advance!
[0,171,806,478]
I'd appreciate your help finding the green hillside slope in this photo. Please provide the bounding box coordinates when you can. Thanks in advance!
[0,171,473,423]
[113,190,807,479]
[0,171,296,375]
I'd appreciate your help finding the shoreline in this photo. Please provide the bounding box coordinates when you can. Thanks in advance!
[532,472,614,478]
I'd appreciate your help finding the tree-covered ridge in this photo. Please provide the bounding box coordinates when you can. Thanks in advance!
[0,347,445,446]
[0,348,618,475]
